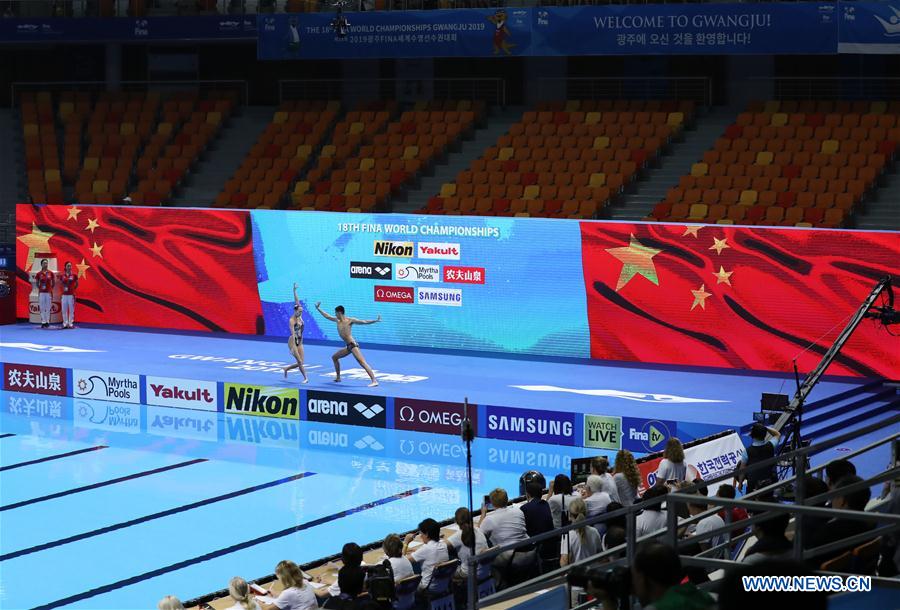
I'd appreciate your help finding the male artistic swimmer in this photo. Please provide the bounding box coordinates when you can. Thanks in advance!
[315,302,381,387]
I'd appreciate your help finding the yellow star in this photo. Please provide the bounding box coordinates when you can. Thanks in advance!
[709,236,730,255]
[75,258,90,279]
[713,266,733,286]
[683,225,702,238]
[691,284,712,311]
[66,206,83,221]
[86,218,100,233]
[90,242,104,258]
[606,234,662,291]
[17,223,55,270]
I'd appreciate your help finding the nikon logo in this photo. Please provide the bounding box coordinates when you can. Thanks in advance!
[224,384,299,419]
[373,240,414,258]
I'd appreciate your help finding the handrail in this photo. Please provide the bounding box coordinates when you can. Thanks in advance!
[752,77,900,101]
[537,76,712,107]
[278,77,507,107]
[11,79,250,106]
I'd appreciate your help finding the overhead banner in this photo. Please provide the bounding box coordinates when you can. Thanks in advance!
[0,15,257,43]
[838,2,900,54]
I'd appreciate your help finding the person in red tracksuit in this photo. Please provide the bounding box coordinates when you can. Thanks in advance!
[32,259,54,328]
[59,261,78,329]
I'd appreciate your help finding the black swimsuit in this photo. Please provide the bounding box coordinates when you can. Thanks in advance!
[292,319,303,347]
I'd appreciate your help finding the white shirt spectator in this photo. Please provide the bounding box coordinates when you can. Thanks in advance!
[583,491,612,517]
[562,527,603,562]
[386,556,414,582]
[547,493,580,529]
[411,539,449,590]
[595,473,620,503]
[272,585,318,610]
[613,473,638,506]
[635,509,667,538]
[226,602,262,610]
[656,459,688,483]
[693,513,726,559]
[479,505,528,547]
[447,528,489,576]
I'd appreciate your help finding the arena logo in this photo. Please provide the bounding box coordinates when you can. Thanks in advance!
[146,376,217,412]
[350,261,392,280]
[486,405,576,446]
[417,287,462,307]
[74,370,140,403]
[224,384,300,419]
[373,240,414,258]
[396,264,441,283]
[395,398,475,436]
[416,242,461,260]
[374,285,414,304]
[306,390,386,428]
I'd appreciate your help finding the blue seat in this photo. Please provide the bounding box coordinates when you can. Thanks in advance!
[426,559,460,610]
[393,574,421,610]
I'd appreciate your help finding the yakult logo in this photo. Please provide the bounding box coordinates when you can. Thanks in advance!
[145,376,218,412]
[417,242,461,260]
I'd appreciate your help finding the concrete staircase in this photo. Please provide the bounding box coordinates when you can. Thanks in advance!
[170,106,274,208]
[607,107,741,221]
[855,170,900,231]
[0,109,21,244]
[393,107,525,214]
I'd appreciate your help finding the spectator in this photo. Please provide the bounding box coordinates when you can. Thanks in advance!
[603,501,626,532]
[226,577,262,610]
[560,497,602,565]
[583,475,613,519]
[798,475,830,547]
[734,423,780,493]
[478,487,533,582]
[635,484,668,539]
[445,507,488,579]
[613,449,641,506]
[381,534,414,582]
[545,473,579,528]
[717,559,827,610]
[807,474,875,566]
[404,518,449,591]
[684,497,726,559]
[318,543,365,605]
[744,512,791,564]
[158,597,185,610]
[880,479,900,576]
[602,526,626,553]
[630,543,715,610]
[824,458,857,489]
[520,480,558,565]
[655,438,691,484]
[716,483,748,527]
[260,560,317,610]
[590,456,621,503]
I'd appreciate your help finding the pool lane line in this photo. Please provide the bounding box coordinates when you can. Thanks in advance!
[1,458,209,512]
[0,433,15,439]
[29,486,431,610]
[0,445,108,472]
[1,470,316,562]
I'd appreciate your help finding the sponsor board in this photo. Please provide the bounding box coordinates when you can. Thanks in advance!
[305,424,386,452]
[4,363,67,396]
[622,417,675,453]
[395,397,474,436]
[225,413,300,448]
[148,405,218,441]
[145,376,218,411]
[350,261,392,280]
[443,266,485,284]
[584,414,622,450]
[373,240,414,258]
[374,285,415,304]
[5,393,71,420]
[223,383,300,419]
[306,390,387,428]
[74,370,140,403]
[395,263,440,283]
[417,287,462,307]
[417,242,460,260]
[638,432,744,495]
[485,405,576,446]
[74,399,141,433]
[487,446,573,471]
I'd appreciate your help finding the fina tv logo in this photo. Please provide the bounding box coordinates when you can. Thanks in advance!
[75,370,140,403]
[874,6,900,35]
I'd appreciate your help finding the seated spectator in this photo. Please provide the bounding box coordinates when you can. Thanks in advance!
[655,438,692,484]
[613,449,641,506]
[445,507,488,579]
[604,501,626,532]
[744,512,791,564]
[734,423,780,493]
[545,473,579,528]
[560,497,602,565]
[825,458,857,490]
[381,534,414,582]
[602,526,626,553]
[717,559,827,610]
[226,577,262,610]
[629,543,715,610]
[798,475,830,546]
[583,475,613,519]
[635,484,668,539]
[260,560,317,610]
[716,483,748,524]
[157,596,185,610]
[318,543,365,605]
[684,497,726,559]
[590,456,621,503]
[807,474,875,566]
[479,487,533,584]
[520,480,558,563]
[404,518,449,591]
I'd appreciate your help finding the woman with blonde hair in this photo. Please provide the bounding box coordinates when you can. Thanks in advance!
[560,497,602,566]
[226,577,261,610]
[613,449,641,506]
[655,437,690,484]
[157,596,185,610]
[259,560,317,610]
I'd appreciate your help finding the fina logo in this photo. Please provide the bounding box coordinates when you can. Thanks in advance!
[874,6,900,35]
[353,402,384,420]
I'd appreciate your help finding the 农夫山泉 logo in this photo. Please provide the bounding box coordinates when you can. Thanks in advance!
[622,417,675,453]
[3,363,67,396]
[224,384,299,419]
[375,285,414,303]
[74,370,140,403]
[145,376,218,411]
[443,266,485,284]
[584,415,622,450]
[395,397,475,436]
[486,405,576,446]
[373,240,414,258]
[396,264,440,283]
[306,390,386,428]
[350,261,392,280]
[417,242,461,260]
[417,287,462,307]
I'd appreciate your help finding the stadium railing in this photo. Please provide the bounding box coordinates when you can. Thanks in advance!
[278,77,507,108]
[537,77,712,108]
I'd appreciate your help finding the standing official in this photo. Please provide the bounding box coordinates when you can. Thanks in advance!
[32,258,54,328]
[59,261,78,329]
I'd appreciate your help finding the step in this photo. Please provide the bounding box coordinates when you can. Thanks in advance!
[803,387,897,427]
[803,379,887,412]
[803,396,900,441]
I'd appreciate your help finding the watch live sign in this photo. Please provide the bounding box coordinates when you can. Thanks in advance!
[4,363,67,396]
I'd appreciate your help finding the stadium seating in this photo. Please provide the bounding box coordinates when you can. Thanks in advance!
[649,100,899,228]
[419,99,694,218]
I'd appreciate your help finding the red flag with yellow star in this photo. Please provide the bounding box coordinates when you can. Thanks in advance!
[16,204,263,333]
[580,222,900,378]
